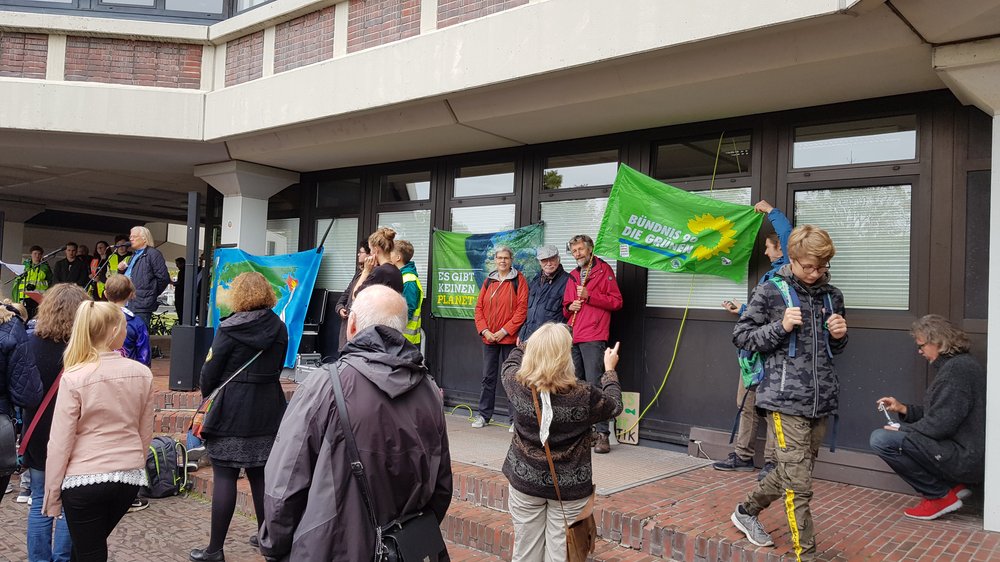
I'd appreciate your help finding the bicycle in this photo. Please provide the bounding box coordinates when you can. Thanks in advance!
[148,311,173,336]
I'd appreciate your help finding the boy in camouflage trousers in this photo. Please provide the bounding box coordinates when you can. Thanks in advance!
[729,225,848,562]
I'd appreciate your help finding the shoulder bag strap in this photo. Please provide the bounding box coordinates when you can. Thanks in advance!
[531,387,571,530]
[17,370,62,457]
[329,363,385,560]
[205,349,263,402]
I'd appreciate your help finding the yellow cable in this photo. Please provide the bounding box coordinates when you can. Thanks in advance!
[621,132,726,436]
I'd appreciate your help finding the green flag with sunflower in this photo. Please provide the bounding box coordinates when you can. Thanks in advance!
[595,165,763,281]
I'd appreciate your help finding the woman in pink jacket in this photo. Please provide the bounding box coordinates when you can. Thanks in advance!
[43,301,155,562]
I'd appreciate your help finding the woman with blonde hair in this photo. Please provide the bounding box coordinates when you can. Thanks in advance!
[24,284,91,561]
[500,323,623,561]
[190,272,288,561]
[43,300,154,562]
[352,226,404,299]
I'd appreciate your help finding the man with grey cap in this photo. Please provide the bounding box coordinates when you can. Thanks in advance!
[518,244,571,344]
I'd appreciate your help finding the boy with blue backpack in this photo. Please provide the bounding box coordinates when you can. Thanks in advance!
[729,225,848,562]
[715,200,791,480]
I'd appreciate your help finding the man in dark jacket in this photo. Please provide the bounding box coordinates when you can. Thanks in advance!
[260,284,452,562]
[52,242,90,288]
[0,303,43,503]
[518,244,570,343]
[121,226,169,329]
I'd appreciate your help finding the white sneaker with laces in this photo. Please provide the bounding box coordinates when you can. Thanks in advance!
[471,415,487,429]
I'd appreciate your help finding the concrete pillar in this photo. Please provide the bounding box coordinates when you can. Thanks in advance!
[934,37,1000,532]
[194,161,299,255]
[985,115,1000,532]
[0,203,44,300]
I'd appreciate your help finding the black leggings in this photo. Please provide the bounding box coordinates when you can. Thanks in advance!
[208,465,265,552]
[61,482,138,562]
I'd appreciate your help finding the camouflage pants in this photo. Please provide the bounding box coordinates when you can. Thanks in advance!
[743,412,827,562]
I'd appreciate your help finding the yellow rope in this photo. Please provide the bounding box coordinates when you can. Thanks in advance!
[621,132,726,436]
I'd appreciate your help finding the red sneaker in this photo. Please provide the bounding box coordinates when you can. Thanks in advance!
[903,492,963,521]
[950,484,972,500]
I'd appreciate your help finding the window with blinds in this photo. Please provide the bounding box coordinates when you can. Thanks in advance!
[265,219,300,256]
[647,187,751,309]
[378,210,432,282]
[315,218,359,292]
[539,198,616,271]
[450,204,515,234]
[794,185,911,310]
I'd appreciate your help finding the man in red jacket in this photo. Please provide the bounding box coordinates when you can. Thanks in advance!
[563,234,622,453]
[472,245,529,429]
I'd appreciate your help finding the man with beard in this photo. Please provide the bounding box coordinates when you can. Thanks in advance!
[563,234,622,454]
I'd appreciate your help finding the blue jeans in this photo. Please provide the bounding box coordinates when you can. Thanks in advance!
[870,428,952,499]
[27,468,72,562]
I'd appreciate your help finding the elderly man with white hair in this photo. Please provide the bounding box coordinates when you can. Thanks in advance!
[120,226,170,329]
[260,285,452,562]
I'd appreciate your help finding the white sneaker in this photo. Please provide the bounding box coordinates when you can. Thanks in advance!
[15,489,30,504]
[508,424,515,433]
[471,415,487,429]
[4,483,12,494]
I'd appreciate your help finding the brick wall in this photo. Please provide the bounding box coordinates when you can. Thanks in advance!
[64,37,201,89]
[437,0,527,28]
[274,6,335,74]
[347,0,421,54]
[225,31,264,87]
[0,32,48,80]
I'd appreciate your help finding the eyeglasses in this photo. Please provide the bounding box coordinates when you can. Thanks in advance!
[916,341,928,350]
[794,260,830,274]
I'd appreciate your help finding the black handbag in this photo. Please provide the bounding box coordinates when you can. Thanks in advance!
[0,412,19,476]
[328,364,449,562]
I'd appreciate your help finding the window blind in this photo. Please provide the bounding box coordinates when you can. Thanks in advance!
[315,218,359,292]
[646,187,751,309]
[378,209,432,282]
[540,198,616,271]
[794,185,911,310]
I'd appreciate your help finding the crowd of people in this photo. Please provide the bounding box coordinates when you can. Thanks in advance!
[0,211,987,562]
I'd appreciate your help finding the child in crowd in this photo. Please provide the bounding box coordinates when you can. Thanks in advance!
[729,225,848,562]
[103,275,151,367]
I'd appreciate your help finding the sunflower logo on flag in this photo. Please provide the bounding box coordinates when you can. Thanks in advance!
[687,214,738,261]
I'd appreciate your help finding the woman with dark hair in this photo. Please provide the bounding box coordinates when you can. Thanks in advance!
[870,314,985,521]
[501,323,622,561]
[88,241,111,300]
[335,243,371,350]
[0,301,42,503]
[352,227,403,298]
[190,272,288,562]
[44,301,154,561]
[24,283,91,561]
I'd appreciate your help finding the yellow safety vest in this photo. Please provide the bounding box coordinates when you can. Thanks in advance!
[12,262,51,301]
[401,272,423,344]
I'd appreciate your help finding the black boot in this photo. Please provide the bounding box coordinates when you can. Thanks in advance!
[189,548,225,561]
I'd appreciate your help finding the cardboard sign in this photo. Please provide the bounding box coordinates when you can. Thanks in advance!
[615,392,640,445]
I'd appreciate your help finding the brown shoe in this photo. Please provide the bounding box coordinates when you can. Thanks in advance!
[594,433,611,454]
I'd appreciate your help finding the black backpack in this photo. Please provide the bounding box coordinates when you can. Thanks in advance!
[143,436,188,498]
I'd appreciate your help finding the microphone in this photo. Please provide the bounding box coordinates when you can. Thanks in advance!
[113,242,131,248]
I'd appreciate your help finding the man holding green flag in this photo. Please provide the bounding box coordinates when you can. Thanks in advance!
[595,165,763,281]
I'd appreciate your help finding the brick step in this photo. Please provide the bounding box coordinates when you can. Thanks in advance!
[444,499,660,562]
[445,541,506,561]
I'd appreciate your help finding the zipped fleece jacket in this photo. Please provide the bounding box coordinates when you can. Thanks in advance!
[474,269,528,345]
[562,257,622,344]
[733,265,847,419]
[900,353,986,484]
[259,325,452,562]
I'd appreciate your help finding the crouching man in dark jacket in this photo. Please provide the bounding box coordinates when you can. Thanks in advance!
[259,284,452,562]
